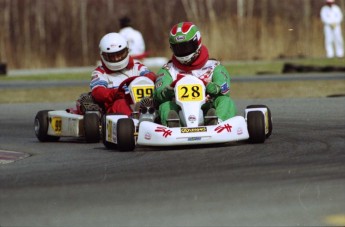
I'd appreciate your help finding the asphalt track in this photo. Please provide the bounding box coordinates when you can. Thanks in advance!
[0,93,345,226]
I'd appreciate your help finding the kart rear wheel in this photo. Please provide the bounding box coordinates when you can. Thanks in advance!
[84,113,100,143]
[246,104,272,138]
[117,118,135,152]
[247,111,266,143]
[101,114,117,150]
[34,110,60,142]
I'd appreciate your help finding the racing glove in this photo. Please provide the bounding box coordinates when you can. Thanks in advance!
[100,88,124,103]
[113,90,125,100]
[206,82,221,95]
[161,86,175,99]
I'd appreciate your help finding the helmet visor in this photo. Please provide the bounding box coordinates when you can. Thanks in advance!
[170,38,199,57]
[102,48,128,63]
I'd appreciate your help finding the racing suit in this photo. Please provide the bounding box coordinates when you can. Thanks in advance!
[320,3,344,58]
[153,46,236,126]
[90,57,155,115]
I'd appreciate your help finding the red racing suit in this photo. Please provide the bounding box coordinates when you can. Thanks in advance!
[90,57,156,115]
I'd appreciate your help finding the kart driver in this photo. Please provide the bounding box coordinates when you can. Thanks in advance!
[90,32,156,115]
[153,22,237,127]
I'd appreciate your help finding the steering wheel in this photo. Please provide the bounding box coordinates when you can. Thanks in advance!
[117,76,141,92]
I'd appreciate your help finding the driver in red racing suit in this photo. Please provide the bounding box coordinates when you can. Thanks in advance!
[90,32,156,116]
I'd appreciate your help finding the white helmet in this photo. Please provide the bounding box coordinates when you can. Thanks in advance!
[99,33,129,71]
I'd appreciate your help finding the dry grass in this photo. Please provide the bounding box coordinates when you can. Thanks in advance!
[231,80,345,99]
[1,80,344,104]
[0,86,89,104]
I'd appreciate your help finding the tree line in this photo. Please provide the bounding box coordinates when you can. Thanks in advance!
[0,0,344,69]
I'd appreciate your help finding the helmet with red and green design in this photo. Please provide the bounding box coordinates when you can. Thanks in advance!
[169,22,202,65]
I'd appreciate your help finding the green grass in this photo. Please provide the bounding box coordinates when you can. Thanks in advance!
[0,57,344,103]
[0,72,90,81]
[1,57,343,81]
[228,57,345,76]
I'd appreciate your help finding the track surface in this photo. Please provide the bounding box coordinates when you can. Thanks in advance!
[1,97,345,226]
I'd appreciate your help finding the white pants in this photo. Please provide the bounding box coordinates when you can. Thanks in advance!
[324,24,344,58]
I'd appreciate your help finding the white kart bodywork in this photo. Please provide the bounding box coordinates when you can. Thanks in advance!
[47,110,85,137]
[137,116,249,146]
[104,76,272,149]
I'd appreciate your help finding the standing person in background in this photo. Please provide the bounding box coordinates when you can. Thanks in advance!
[320,0,344,58]
[119,16,148,60]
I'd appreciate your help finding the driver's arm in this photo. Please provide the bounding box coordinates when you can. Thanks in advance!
[207,65,231,96]
[153,68,174,104]
[90,71,120,104]
[91,86,118,104]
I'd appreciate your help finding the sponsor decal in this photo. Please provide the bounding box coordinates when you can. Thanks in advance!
[176,35,185,41]
[215,124,232,133]
[155,127,172,138]
[51,117,62,134]
[265,111,269,134]
[220,82,229,94]
[106,120,112,142]
[237,127,243,135]
[112,122,117,143]
[155,81,163,89]
[188,115,196,123]
[145,132,151,140]
[188,137,202,141]
[181,127,207,133]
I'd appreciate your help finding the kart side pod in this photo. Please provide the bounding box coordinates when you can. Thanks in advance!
[244,105,272,143]
[102,114,138,152]
[34,110,100,143]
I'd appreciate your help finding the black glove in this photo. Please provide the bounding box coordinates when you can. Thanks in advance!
[161,86,175,99]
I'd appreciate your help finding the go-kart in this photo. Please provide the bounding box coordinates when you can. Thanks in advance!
[102,76,272,151]
[34,76,155,144]
[34,93,103,143]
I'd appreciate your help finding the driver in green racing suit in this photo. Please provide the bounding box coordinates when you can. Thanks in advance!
[153,22,237,127]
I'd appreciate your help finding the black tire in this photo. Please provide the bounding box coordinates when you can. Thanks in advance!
[34,110,60,142]
[247,111,266,143]
[84,113,100,143]
[246,104,272,138]
[117,118,136,152]
[101,114,118,150]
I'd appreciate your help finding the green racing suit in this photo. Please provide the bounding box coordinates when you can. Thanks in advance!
[153,59,237,126]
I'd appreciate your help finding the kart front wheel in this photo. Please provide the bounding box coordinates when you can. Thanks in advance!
[117,118,136,152]
[84,113,100,143]
[247,111,266,143]
[34,110,60,142]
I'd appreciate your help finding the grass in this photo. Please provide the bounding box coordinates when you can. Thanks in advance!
[227,57,345,76]
[1,57,343,81]
[0,58,344,104]
[1,80,344,104]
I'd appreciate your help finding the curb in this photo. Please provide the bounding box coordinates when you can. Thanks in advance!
[0,150,30,164]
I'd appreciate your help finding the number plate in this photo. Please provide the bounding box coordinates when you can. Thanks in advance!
[51,117,62,134]
[177,84,203,101]
[131,85,154,103]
